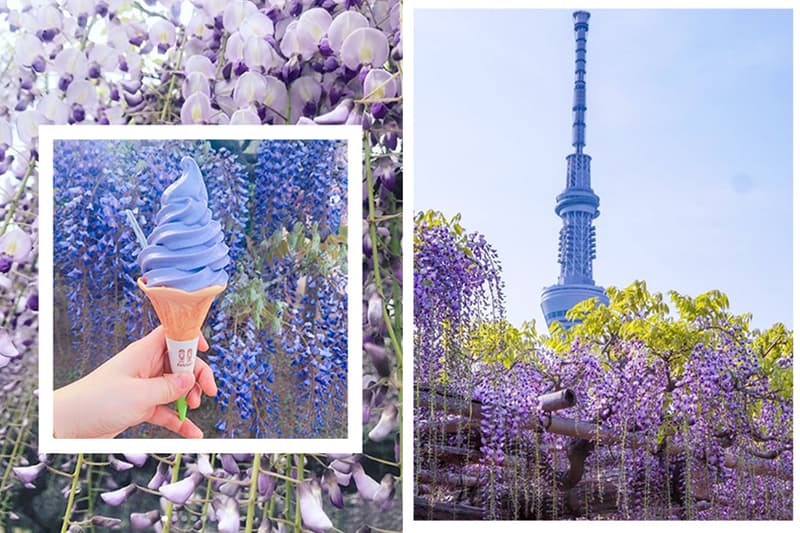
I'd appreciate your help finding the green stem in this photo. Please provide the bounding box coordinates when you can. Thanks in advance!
[364,134,402,359]
[283,456,292,520]
[364,134,403,483]
[160,39,185,123]
[199,454,216,531]
[244,453,261,532]
[264,486,276,528]
[163,453,182,533]
[60,454,84,533]
[362,453,400,468]
[0,396,34,494]
[1,157,36,236]
[294,455,304,531]
[85,462,95,533]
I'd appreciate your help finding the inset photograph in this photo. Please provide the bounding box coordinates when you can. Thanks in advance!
[412,8,792,521]
[39,125,362,452]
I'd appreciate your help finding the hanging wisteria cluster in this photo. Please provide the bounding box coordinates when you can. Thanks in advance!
[0,0,402,530]
[414,212,793,521]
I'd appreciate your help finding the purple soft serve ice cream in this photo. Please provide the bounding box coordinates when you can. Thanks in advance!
[137,156,229,291]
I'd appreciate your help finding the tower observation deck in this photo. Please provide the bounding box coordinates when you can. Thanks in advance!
[541,11,609,329]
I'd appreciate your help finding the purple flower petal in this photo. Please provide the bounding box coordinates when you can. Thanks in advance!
[148,19,176,51]
[351,462,381,501]
[182,72,210,98]
[233,72,267,108]
[159,472,202,506]
[130,510,160,530]
[329,458,354,473]
[258,470,276,498]
[322,469,343,509]
[0,331,20,358]
[109,455,133,471]
[367,292,383,329]
[243,36,276,71]
[196,454,213,476]
[123,454,148,467]
[263,75,288,122]
[223,0,257,34]
[12,462,45,484]
[185,54,216,78]
[333,469,352,486]
[181,92,211,124]
[314,98,353,125]
[363,68,397,99]
[298,8,333,43]
[91,516,123,528]
[240,11,274,40]
[340,27,389,70]
[368,403,398,442]
[364,342,391,378]
[212,494,240,533]
[327,10,369,52]
[297,480,333,532]
[289,76,321,123]
[374,473,395,507]
[100,483,136,506]
[147,462,168,490]
[220,454,240,475]
[230,107,261,125]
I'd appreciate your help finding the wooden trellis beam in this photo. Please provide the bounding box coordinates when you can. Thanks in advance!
[416,386,791,480]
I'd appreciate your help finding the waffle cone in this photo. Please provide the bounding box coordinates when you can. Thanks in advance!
[137,278,226,341]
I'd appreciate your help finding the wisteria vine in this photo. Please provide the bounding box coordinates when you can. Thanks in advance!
[414,211,792,521]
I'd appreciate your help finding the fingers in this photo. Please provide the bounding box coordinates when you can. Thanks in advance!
[187,383,202,409]
[194,358,217,397]
[140,372,196,405]
[198,333,209,352]
[136,326,166,352]
[147,405,203,439]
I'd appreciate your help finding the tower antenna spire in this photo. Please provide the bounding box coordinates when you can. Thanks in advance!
[572,10,590,154]
[540,10,608,329]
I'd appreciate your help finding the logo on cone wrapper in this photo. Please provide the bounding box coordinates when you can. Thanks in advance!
[166,337,199,372]
[177,348,194,367]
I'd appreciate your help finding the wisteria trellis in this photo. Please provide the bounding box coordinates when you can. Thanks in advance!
[0,0,402,530]
[414,212,792,520]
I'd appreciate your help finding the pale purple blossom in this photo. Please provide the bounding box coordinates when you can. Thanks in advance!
[148,19,176,53]
[297,480,333,532]
[123,454,149,467]
[212,494,240,533]
[327,10,369,52]
[159,472,203,505]
[233,72,267,108]
[351,462,381,501]
[230,107,261,125]
[368,402,398,441]
[181,92,212,124]
[100,483,136,506]
[130,510,160,530]
[340,27,389,70]
[298,8,333,43]
[12,462,45,484]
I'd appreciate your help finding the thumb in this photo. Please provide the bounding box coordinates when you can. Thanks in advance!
[141,372,196,405]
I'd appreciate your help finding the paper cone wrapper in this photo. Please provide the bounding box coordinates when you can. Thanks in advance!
[137,278,225,342]
[166,337,199,374]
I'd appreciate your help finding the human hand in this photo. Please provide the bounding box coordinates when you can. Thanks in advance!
[53,326,217,439]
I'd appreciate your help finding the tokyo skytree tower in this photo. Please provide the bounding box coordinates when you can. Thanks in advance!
[541,11,609,329]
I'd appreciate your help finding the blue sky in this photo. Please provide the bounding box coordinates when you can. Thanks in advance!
[414,9,793,331]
